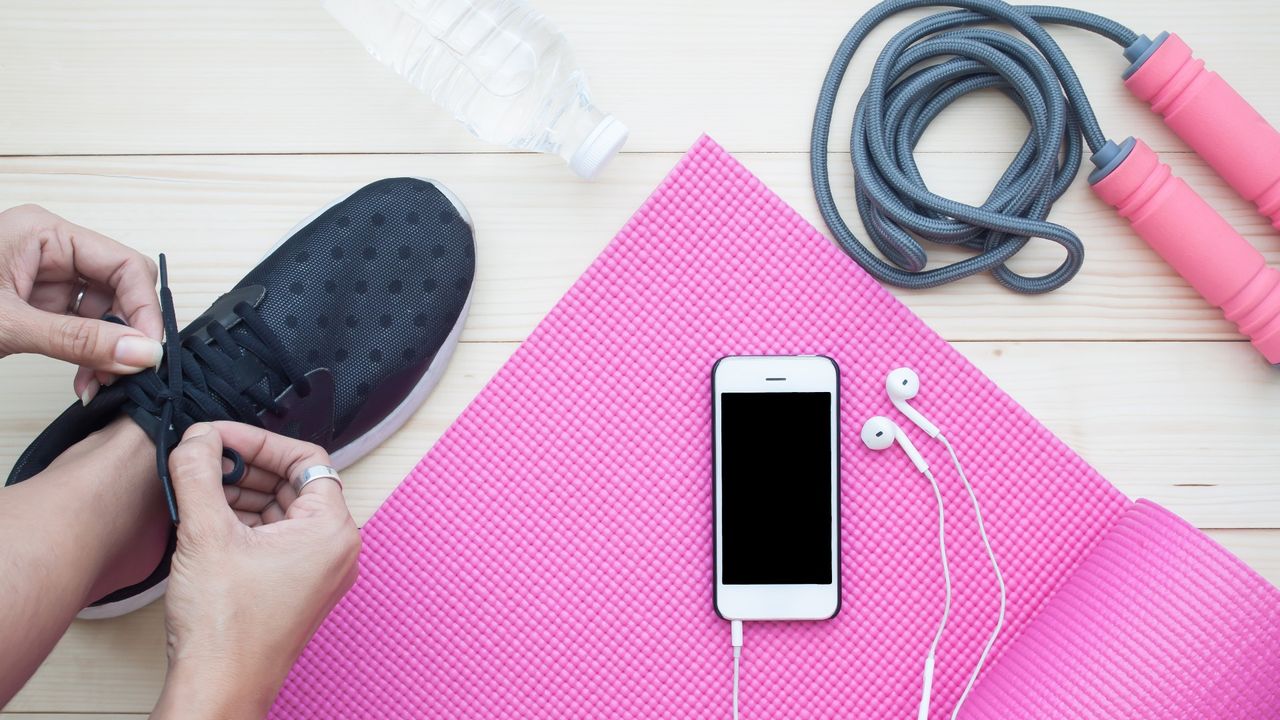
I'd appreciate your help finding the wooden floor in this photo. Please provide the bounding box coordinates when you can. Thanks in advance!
[2,0,1278,715]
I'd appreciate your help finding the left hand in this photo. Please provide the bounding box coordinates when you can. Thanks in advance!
[0,204,163,402]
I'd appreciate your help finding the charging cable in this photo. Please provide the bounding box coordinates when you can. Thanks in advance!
[730,619,744,719]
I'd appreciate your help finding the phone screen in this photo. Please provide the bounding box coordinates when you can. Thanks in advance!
[720,391,833,585]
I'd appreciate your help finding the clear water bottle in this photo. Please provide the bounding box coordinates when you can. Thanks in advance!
[325,0,628,179]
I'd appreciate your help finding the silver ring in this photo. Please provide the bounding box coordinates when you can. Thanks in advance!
[67,279,89,315]
[293,464,341,493]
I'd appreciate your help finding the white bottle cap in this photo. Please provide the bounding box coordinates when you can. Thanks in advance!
[569,114,629,180]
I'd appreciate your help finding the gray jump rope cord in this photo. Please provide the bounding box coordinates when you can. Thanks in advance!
[811,1,1138,293]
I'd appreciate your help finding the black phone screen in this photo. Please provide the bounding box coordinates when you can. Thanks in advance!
[719,392,833,585]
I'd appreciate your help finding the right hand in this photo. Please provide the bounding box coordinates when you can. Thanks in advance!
[152,422,361,720]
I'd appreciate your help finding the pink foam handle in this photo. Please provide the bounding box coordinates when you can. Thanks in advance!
[1091,138,1280,363]
[271,138,1280,719]
[1126,33,1280,230]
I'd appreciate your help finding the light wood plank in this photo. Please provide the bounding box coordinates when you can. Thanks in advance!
[2,152,1277,344]
[1,715,148,719]
[955,341,1280,529]
[0,0,1276,155]
[1205,530,1280,581]
[4,604,166,714]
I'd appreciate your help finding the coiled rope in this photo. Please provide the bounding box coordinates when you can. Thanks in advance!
[811,1,1137,292]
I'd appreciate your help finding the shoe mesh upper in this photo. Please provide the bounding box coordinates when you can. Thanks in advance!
[233,177,475,438]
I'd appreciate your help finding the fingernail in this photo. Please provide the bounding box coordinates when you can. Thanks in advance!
[114,336,164,369]
[80,379,100,406]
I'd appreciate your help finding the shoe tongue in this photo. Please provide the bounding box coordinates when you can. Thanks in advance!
[199,322,292,422]
[169,283,288,423]
[134,321,290,432]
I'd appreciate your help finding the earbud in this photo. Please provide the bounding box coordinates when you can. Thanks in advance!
[861,416,928,474]
[886,367,940,438]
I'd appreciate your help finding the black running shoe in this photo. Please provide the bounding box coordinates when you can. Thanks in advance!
[4,177,475,618]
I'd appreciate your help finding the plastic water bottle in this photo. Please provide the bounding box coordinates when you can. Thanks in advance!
[324,0,629,179]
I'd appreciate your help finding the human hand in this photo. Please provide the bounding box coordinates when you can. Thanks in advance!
[152,422,361,720]
[0,204,162,403]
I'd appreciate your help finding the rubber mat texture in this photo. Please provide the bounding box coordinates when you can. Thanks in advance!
[965,500,1280,717]
[270,136,1280,719]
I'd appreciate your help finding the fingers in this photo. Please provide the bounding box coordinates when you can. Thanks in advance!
[223,484,275,513]
[29,210,163,341]
[210,422,335,489]
[234,509,264,527]
[66,284,124,401]
[72,364,116,405]
[224,463,297,529]
[23,278,112,319]
[73,366,99,406]
[294,469,343,501]
[0,205,164,376]
[0,295,163,374]
[224,484,293,523]
[210,422,347,520]
[232,462,292,495]
[169,423,238,536]
[70,283,116,323]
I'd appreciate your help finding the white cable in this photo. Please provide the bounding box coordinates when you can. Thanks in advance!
[923,467,953,660]
[732,649,741,719]
[939,434,1007,720]
[917,466,953,720]
[730,619,744,720]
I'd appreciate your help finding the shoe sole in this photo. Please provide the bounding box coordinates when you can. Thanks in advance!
[78,178,475,620]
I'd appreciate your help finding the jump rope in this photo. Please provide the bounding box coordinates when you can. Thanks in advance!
[811,0,1280,363]
[734,2,1280,719]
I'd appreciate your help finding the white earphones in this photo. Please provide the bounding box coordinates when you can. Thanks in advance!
[885,367,939,439]
[862,367,1007,720]
[860,416,928,473]
[862,412,950,720]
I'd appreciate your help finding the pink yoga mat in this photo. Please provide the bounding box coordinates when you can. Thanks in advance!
[271,136,1280,718]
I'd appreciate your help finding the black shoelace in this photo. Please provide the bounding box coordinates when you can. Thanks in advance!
[124,255,313,523]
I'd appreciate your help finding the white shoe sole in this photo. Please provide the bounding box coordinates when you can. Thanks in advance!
[78,178,475,620]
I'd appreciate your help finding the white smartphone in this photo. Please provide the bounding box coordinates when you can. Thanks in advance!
[712,354,840,621]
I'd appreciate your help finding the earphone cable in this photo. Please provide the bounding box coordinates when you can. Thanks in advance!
[918,465,953,720]
[939,433,1007,720]
[923,467,953,659]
